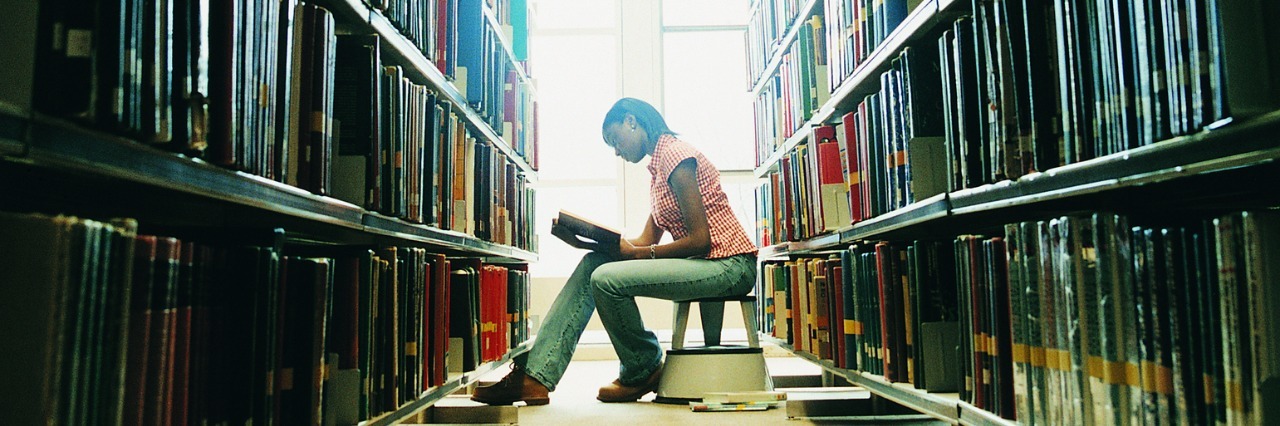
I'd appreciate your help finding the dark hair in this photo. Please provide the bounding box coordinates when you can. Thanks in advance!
[601,97,676,144]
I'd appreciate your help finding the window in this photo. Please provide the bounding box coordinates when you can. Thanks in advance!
[529,34,620,181]
[661,29,755,171]
[528,0,622,277]
[528,0,758,279]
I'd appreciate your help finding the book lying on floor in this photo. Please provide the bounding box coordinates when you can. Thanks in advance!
[554,210,621,251]
[689,401,774,412]
[701,390,788,403]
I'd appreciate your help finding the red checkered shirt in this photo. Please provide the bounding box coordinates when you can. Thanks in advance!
[647,134,758,259]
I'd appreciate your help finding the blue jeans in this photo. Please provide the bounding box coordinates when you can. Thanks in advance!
[519,252,756,390]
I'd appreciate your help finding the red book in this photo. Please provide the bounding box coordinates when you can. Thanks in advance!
[815,125,849,232]
[856,103,872,220]
[779,156,794,241]
[828,260,845,369]
[840,112,864,224]
[147,237,181,426]
[333,257,360,371]
[874,242,896,382]
[125,236,158,426]
[435,0,450,73]
[431,254,450,387]
[171,242,197,426]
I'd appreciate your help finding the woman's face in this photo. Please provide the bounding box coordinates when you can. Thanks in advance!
[603,118,649,163]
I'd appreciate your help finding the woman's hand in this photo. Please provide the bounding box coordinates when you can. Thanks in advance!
[550,219,592,250]
[618,238,641,260]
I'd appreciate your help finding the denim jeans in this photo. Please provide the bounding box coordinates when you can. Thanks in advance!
[518,252,756,390]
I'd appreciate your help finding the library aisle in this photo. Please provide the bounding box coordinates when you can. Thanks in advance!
[466,351,946,425]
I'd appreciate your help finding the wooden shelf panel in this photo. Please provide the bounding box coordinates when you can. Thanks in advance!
[320,0,537,178]
[3,113,537,263]
[360,340,533,426]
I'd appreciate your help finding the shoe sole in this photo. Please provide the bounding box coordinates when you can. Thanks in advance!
[596,384,658,403]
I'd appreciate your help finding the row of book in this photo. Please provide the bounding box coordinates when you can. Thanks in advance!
[821,0,919,92]
[755,46,946,245]
[27,0,539,205]
[938,0,1280,189]
[756,0,1280,246]
[1001,212,1280,425]
[757,209,1280,425]
[349,0,541,168]
[758,241,961,393]
[746,0,807,86]
[332,34,536,250]
[750,0,924,169]
[0,211,531,425]
[752,15,829,168]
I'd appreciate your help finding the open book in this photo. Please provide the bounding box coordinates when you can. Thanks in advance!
[554,210,621,252]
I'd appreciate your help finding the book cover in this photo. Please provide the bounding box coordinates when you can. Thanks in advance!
[555,210,621,252]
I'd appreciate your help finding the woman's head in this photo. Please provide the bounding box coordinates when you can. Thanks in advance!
[601,98,675,163]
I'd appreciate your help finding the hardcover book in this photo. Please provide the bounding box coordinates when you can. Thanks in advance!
[554,210,621,252]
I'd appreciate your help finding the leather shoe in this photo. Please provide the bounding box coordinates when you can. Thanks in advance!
[471,364,550,406]
[596,364,663,402]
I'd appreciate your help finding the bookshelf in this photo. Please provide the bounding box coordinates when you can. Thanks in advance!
[337,0,539,178]
[0,0,539,424]
[750,0,1280,424]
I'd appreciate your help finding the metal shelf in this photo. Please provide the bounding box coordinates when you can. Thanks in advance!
[363,213,537,263]
[322,0,537,178]
[2,112,537,263]
[843,193,950,241]
[958,401,1018,426]
[948,112,1280,216]
[360,340,533,426]
[753,125,812,178]
[764,336,962,425]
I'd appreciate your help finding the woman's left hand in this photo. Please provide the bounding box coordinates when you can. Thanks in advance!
[618,239,640,260]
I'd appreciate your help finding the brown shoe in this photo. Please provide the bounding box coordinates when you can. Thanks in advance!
[471,364,551,406]
[596,364,663,403]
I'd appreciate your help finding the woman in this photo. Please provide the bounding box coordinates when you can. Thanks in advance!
[472,97,758,405]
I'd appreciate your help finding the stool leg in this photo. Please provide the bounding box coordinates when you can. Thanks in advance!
[671,301,690,350]
[741,300,760,348]
[699,301,725,347]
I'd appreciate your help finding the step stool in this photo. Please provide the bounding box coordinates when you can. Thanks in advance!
[654,294,773,404]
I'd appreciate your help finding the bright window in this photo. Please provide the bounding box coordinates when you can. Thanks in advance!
[529,34,620,181]
[661,30,755,171]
